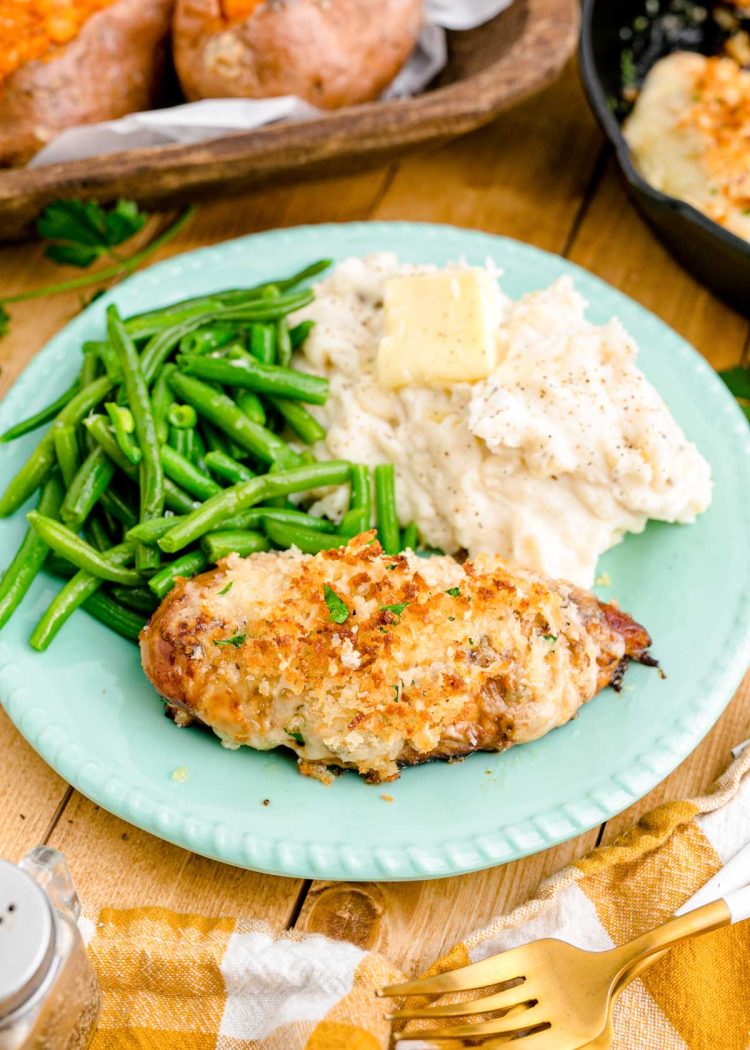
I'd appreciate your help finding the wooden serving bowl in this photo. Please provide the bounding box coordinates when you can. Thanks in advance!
[0,0,578,239]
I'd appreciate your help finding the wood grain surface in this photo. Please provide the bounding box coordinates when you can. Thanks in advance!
[0,0,578,239]
[1,60,748,979]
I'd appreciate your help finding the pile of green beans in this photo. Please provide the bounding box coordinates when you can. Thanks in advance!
[0,257,424,652]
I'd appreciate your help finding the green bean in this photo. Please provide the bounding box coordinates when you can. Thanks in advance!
[148,550,209,598]
[151,364,176,445]
[0,440,59,517]
[167,404,198,429]
[86,514,115,553]
[110,585,159,615]
[250,323,275,364]
[176,354,329,405]
[168,424,195,461]
[179,323,238,356]
[45,553,76,579]
[126,299,225,342]
[128,504,334,543]
[89,430,197,514]
[82,591,145,640]
[85,416,195,518]
[59,375,115,426]
[374,464,399,555]
[351,464,372,514]
[160,445,221,502]
[105,403,141,466]
[190,426,208,471]
[0,381,79,443]
[276,319,293,368]
[339,464,372,537]
[99,487,138,529]
[0,475,64,630]
[202,529,271,561]
[59,447,115,530]
[259,508,335,533]
[108,306,164,571]
[290,320,315,350]
[201,420,231,457]
[79,346,100,386]
[339,507,368,538]
[273,258,331,290]
[127,515,180,544]
[168,371,298,467]
[83,415,135,475]
[52,425,80,486]
[0,375,114,517]
[139,292,313,384]
[26,512,142,585]
[164,480,200,515]
[264,519,347,555]
[29,543,134,651]
[84,340,122,383]
[400,522,418,551]
[235,389,266,426]
[204,450,255,485]
[268,396,326,444]
[158,460,350,553]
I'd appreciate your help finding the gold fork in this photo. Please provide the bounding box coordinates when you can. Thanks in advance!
[379,883,750,1047]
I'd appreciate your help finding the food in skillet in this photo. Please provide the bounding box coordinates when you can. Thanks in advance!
[140,532,654,784]
[623,52,750,241]
[172,0,424,107]
[0,0,174,166]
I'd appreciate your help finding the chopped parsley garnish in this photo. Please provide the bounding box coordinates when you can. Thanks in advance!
[285,728,305,745]
[448,616,455,622]
[218,580,233,596]
[213,633,245,648]
[324,585,349,624]
[445,587,461,598]
[543,634,557,644]
[469,637,476,646]
[381,602,409,617]
[392,682,401,702]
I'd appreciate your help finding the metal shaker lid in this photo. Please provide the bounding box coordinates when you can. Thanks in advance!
[0,859,55,1019]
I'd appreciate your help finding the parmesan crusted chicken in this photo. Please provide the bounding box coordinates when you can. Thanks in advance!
[140,533,653,783]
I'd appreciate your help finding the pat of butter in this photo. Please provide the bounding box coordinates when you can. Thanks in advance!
[377,269,502,389]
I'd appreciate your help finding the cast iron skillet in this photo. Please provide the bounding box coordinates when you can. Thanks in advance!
[579,0,750,315]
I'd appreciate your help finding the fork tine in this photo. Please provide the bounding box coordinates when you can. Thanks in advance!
[378,949,529,997]
[390,982,533,1020]
[397,1006,547,1041]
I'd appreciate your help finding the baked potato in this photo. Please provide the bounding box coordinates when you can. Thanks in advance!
[0,0,175,166]
[173,0,425,109]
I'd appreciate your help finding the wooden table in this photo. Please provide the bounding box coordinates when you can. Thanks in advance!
[1,61,749,976]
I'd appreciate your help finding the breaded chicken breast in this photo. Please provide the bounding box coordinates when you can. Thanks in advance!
[140,533,653,783]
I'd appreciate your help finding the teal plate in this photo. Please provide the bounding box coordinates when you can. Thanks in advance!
[1,223,749,881]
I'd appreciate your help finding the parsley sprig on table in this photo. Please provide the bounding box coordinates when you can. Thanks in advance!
[38,199,148,267]
[0,199,195,337]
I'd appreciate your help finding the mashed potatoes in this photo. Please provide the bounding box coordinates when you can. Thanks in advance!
[293,254,712,587]
[623,52,750,242]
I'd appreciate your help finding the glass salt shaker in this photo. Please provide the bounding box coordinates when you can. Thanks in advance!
[0,847,100,1049]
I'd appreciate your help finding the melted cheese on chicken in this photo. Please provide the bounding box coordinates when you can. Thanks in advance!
[140,534,652,783]
[624,51,750,241]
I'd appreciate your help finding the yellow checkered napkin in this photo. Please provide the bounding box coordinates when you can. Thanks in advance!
[80,748,750,1050]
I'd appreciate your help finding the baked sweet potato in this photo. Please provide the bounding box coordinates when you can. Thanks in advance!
[0,0,174,166]
[173,0,424,109]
